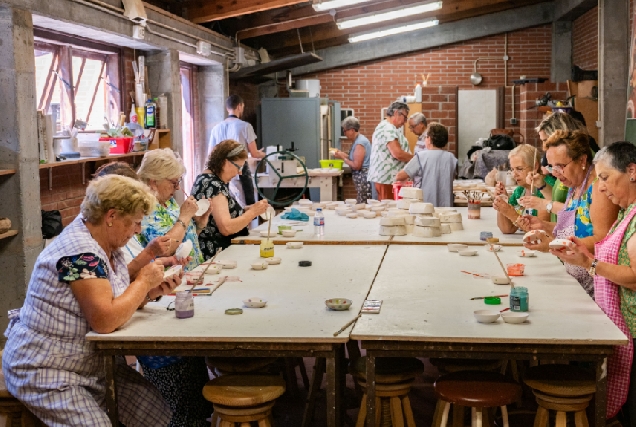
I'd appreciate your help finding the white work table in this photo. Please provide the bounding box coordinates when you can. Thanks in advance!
[88,244,387,427]
[233,206,525,246]
[351,245,628,427]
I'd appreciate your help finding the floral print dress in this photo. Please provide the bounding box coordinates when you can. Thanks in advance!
[139,198,203,271]
[191,173,249,260]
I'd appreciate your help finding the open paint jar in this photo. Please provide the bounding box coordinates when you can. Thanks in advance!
[468,200,481,219]
[506,263,525,276]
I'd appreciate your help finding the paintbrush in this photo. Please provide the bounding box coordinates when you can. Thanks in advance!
[190,248,221,292]
[471,294,509,300]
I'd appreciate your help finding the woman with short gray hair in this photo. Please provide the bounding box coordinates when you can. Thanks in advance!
[334,116,372,203]
[367,101,413,199]
[550,141,636,422]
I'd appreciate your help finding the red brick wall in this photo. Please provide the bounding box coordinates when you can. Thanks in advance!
[518,82,569,147]
[230,81,260,131]
[572,7,598,70]
[301,25,552,145]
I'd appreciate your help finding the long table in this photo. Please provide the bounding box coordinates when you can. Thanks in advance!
[232,207,525,246]
[350,245,628,427]
[87,244,388,427]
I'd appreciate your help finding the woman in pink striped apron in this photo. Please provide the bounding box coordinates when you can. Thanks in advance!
[552,141,636,424]
[524,130,619,299]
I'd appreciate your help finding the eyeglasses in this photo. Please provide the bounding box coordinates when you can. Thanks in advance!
[510,166,529,173]
[229,159,244,174]
[167,178,182,188]
[399,112,408,119]
[547,159,573,174]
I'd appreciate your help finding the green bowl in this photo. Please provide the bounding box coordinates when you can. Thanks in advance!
[278,225,292,234]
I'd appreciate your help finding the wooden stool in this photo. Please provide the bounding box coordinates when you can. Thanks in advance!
[430,358,506,374]
[202,375,285,427]
[352,357,424,427]
[0,363,44,426]
[523,365,596,427]
[205,357,278,376]
[433,370,522,427]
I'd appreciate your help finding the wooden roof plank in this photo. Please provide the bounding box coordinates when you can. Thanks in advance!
[188,0,310,23]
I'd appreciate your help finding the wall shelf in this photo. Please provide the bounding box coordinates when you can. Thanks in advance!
[0,169,17,176]
[0,230,18,240]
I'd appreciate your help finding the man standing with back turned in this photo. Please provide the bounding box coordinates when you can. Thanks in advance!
[207,95,265,206]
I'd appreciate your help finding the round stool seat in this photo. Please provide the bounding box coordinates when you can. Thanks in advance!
[435,370,522,408]
[524,365,596,397]
[205,357,278,373]
[202,375,285,407]
[212,401,275,416]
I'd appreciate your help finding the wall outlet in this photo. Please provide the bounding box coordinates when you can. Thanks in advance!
[510,118,518,125]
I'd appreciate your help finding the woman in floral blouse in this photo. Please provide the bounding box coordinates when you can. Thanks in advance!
[137,148,212,271]
[192,139,270,259]
[2,175,174,426]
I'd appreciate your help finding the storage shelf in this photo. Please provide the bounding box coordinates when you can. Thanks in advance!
[0,169,16,176]
[39,152,145,170]
[0,230,18,240]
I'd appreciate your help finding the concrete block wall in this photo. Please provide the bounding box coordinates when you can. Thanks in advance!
[572,7,599,70]
[301,25,552,143]
[518,82,569,147]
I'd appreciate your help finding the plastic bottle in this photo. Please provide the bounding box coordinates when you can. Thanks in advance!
[130,101,138,124]
[314,208,325,236]
[144,98,156,129]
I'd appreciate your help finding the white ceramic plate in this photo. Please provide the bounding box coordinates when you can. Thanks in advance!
[163,265,182,280]
[195,199,210,216]
[243,297,267,308]
[260,207,276,221]
[175,240,193,260]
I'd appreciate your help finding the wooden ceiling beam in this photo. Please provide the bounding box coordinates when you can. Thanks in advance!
[237,14,335,40]
[187,0,310,23]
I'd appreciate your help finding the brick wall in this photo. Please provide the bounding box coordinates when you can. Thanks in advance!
[230,81,260,131]
[518,82,569,147]
[572,7,598,70]
[301,25,552,144]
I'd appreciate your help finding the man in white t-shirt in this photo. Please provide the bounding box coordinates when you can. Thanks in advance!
[208,95,265,206]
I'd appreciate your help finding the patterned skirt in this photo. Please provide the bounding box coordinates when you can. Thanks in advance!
[352,168,372,204]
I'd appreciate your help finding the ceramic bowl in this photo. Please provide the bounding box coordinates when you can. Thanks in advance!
[506,263,525,276]
[251,261,269,270]
[448,244,468,253]
[491,275,511,285]
[260,206,276,221]
[260,230,277,238]
[286,242,303,249]
[518,249,537,258]
[474,310,500,324]
[487,245,502,252]
[458,249,478,257]
[325,298,352,311]
[265,257,281,265]
[216,260,237,269]
[195,199,210,216]
[282,230,297,237]
[277,225,292,233]
[501,311,529,324]
[175,240,193,260]
[243,297,267,308]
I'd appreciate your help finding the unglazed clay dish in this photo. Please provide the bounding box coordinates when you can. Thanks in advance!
[325,298,352,311]
[243,298,267,308]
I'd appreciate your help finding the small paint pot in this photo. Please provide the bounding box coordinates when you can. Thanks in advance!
[506,263,525,276]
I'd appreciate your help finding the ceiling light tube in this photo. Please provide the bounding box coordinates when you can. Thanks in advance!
[338,1,442,29]
[349,19,439,43]
[312,0,374,12]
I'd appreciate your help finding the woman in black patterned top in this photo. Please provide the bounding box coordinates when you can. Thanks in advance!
[191,139,271,259]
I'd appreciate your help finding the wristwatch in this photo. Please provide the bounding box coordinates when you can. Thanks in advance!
[588,259,598,276]
[546,201,553,214]
[536,183,547,191]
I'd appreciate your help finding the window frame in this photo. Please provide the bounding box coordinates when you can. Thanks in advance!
[33,29,123,131]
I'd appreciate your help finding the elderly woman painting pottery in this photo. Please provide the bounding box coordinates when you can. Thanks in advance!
[191,140,271,259]
[2,175,175,426]
[367,101,414,200]
[524,130,619,298]
[137,148,212,271]
[492,144,550,234]
[93,162,212,427]
[333,116,372,203]
[549,141,636,423]
[394,122,457,207]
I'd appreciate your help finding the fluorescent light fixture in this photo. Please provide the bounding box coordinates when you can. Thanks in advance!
[349,19,439,43]
[312,0,373,12]
[338,1,442,29]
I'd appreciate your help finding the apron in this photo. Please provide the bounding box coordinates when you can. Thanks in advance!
[594,206,636,418]
[553,167,595,298]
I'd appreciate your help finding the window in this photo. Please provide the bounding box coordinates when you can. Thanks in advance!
[34,32,122,132]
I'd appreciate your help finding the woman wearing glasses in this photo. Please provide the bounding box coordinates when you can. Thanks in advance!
[492,144,550,234]
[191,140,271,259]
[137,148,211,272]
[524,130,619,298]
